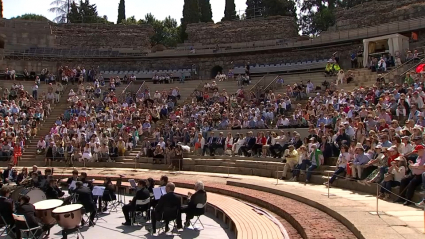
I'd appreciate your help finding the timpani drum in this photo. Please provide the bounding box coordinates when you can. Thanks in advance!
[5,182,18,191]
[52,204,83,230]
[11,187,47,204]
[34,199,64,225]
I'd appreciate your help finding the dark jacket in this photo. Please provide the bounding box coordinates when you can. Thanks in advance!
[45,185,65,199]
[75,186,96,212]
[186,190,207,215]
[0,197,14,225]
[131,187,150,207]
[155,192,181,220]
[206,137,216,145]
[16,203,40,229]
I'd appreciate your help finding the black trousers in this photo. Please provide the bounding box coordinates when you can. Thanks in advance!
[150,209,182,233]
[122,204,133,223]
[399,174,422,200]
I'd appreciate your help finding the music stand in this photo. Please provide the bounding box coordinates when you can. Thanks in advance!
[114,175,126,208]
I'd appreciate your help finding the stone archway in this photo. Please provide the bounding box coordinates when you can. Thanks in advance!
[210,65,223,79]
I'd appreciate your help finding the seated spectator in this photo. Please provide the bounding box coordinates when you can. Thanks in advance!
[379,157,406,200]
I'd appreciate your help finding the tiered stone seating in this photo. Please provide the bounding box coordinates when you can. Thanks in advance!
[233,60,327,75]
[100,69,192,79]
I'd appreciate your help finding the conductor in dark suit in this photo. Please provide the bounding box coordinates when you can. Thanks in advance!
[203,132,216,156]
[121,180,150,226]
[0,187,14,228]
[74,181,96,226]
[181,181,207,227]
[149,182,183,234]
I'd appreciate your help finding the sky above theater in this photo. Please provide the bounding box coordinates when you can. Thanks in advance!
[4,0,249,23]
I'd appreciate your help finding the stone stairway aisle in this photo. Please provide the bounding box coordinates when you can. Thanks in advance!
[20,84,78,163]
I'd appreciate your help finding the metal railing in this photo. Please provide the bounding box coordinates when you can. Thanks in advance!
[264,75,280,92]
[135,81,146,96]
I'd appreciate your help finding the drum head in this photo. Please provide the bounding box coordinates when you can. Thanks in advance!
[34,199,63,210]
[53,204,83,214]
[26,188,47,204]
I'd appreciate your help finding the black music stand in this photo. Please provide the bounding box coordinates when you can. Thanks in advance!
[113,175,126,210]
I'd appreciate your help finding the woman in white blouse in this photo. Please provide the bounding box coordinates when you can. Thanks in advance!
[326,145,350,186]
[232,133,245,156]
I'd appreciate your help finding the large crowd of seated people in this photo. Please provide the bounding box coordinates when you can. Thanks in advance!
[0,80,61,164]
[39,57,425,209]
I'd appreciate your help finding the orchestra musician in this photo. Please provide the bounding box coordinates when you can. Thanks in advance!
[149,182,183,235]
[67,170,79,194]
[147,177,155,193]
[29,172,42,188]
[150,175,168,208]
[80,172,93,190]
[181,181,207,227]
[45,179,65,199]
[15,195,46,238]
[16,167,29,185]
[98,178,116,213]
[0,187,15,230]
[31,165,42,176]
[74,181,96,226]
[121,180,150,226]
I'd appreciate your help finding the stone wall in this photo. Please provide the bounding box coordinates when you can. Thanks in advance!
[331,0,425,31]
[186,16,298,45]
[0,19,56,51]
[50,23,154,51]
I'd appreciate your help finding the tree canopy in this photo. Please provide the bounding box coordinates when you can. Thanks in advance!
[0,0,3,19]
[223,0,238,21]
[48,0,74,23]
[245,0,296,19]
[199,0,213,23]
[11,14,49,21]
[68,0,108,23]
[180,0,201,41]
[117,0,126,24]
[120,14,180,48]
[298,0,374,35]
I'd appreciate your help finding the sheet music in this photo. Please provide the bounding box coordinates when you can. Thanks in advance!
[69,181,76,190]
[128,179,136,188]
[153,187,162,200]
[92,186,105,196]
[160,186,166,195]
[83,183,88,187]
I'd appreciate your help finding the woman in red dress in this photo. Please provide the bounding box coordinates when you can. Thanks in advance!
[13,138,23,165]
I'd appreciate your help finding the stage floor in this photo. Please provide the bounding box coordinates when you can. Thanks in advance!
[1,195,235,239]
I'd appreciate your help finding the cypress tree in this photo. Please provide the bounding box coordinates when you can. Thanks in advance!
[199,0,213,22]
[223,0,237,21]
[245,0,264,19]
[0,0,3,18]
[180,0,200,41]
[117,0,126,24]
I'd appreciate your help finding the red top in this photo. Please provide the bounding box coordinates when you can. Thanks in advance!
[256,136,267,145]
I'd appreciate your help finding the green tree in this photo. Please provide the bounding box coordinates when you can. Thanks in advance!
[67,0,100,23]
[245,0,264,19]
[0,0,3,18]
[11,14,49,21]
[49,0,76,23]
[180,0,200,41]
[263,0,296,17]
[298,0,370,35]
[222,0,238,21]
[199,0,213,22]
[117,0,125,24]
